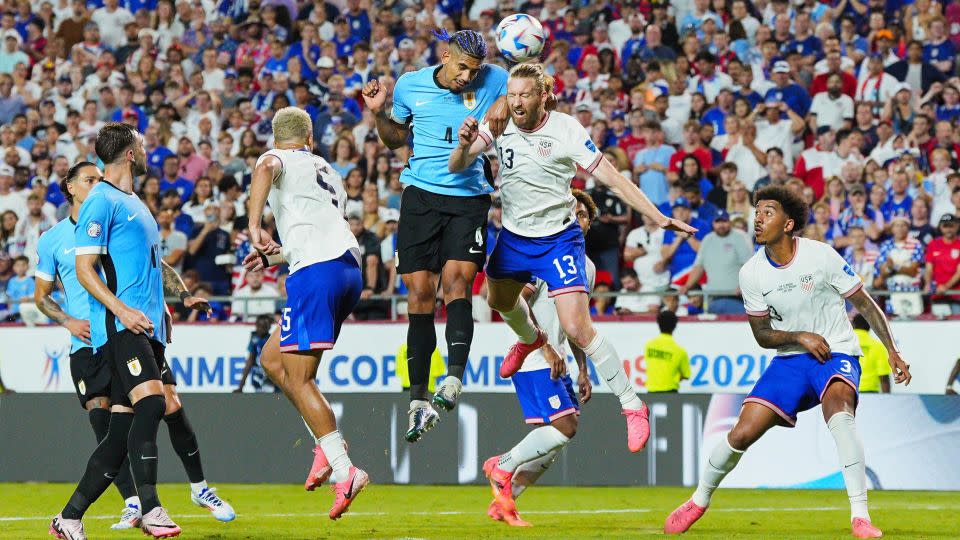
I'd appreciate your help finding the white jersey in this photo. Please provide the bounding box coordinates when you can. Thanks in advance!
[521,257,597,372]
[478,111,603,237]
[739,237,863,357]
[257,148,360,275]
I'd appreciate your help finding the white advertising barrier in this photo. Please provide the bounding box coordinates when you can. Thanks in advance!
[0,320,957,393]
[699,393,960,490]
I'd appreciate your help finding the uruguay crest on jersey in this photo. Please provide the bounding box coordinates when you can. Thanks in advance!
[463,91,477,110]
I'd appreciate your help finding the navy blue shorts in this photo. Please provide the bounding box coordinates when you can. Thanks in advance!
[512,368,580,424]
[486,223,589,297]
[279,252,363,353]
[745,352,861,427]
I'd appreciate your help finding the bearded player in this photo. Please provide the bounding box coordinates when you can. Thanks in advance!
[361,29,510,442]
[449,63,697,512]
[664,186,911,538]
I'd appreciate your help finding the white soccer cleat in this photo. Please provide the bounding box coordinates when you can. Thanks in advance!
[405,401,440,443]
[109,503,142,529]
[431,376,463,411]
[49,514,86,540]
[140,506,181,538]
[191,486,236,522]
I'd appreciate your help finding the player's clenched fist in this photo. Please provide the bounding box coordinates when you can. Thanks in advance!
[361,79,386,112]
[458,117,479,147]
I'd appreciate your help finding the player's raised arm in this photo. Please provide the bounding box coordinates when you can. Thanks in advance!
[362,78,410,150]
[247,153,282,256]
[846,288,912,385]
[448,117,490,173]
[591,157,698,235]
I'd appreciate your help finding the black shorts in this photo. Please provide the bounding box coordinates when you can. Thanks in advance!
[396,185,491,274]
[70,347,112,409]
[103,330,174,408]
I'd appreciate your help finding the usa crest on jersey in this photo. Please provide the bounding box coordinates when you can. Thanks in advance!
[463,91,477,110]
[537,140,553,158]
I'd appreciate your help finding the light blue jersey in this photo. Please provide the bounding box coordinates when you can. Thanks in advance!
[392,64,507,196]
[36,218,89,354]
[74,181,167,350]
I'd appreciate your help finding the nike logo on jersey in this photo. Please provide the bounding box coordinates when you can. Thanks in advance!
[127,214,138,221]
[468,247,483,254]
[63,247,75,254]
[280,334,292,341]
[415,100,433,107]
[762,290,773,296]
[563,277,577,285]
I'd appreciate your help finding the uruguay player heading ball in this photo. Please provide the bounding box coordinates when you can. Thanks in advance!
[450,63,697,464]
[665,186,912,538]
[362,29,510,443]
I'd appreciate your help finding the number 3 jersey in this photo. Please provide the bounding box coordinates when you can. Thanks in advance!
[74,180,166,349]
[257,148,360,275]
[739,237,863,358]
[478,111,603,238]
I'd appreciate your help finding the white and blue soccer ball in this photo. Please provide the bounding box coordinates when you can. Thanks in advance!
[496,14,546,63]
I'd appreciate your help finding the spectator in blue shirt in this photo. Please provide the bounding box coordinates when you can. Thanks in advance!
[883,170,914,220]
[924,17,956,76]
[634,121,675,207]
[661,198,711,283]
[260,40,290,79]
[701,88,734,135]
[161,189,196,236]
[765,60,811,117]
[159,155,194,202]
[682,183,721,224]
[5,255,32,320]
[343,0,371,42]
[331,16,359,58]
[286,23,322,80]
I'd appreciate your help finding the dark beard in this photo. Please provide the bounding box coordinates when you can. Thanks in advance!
[132,159,147,177]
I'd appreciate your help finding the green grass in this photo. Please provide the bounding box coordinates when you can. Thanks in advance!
[1,483,958,539]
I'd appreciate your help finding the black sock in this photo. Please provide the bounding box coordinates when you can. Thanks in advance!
[444,299,473,380]
[88,407,110,442]
[128,395,165,515]
[407,313,436,401]
[62,412,133,519]
[164,409,205,483]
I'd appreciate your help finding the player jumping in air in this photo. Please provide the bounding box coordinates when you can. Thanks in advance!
[664,186,912,538]
[39,162,233,536]
[50,124,185,538]
[245,107,369,519]
[483,189,598,527]
[361,29,510,442]
[449,63,697,506]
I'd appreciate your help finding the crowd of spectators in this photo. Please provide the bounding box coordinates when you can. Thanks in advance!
[1,0,960,323]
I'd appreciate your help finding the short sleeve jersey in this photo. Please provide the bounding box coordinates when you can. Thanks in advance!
[74,181,167,349]
[392,64,508,197]
[35,217,89,353]
[739,237,863,357]
[477,111,602,237]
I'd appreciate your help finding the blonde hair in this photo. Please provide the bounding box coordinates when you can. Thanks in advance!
[508,63,554,94]
[272,107,312,145]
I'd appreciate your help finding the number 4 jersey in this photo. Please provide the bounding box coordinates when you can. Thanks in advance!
[257,148,360,275]
[739,237,863,358]
[74,180,167,349]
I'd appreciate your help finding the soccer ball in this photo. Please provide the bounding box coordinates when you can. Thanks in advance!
[496,14,546,63]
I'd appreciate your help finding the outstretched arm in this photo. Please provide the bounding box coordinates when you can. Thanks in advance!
[34,278,91,345]
[592,157,698,235]
[847,287,912,385]
[448,116,490,173]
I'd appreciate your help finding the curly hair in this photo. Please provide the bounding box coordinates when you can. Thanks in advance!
[754,185,808,235]
[571,188,598,223]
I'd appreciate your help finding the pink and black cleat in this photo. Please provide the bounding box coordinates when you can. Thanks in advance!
[851,518,883,538]
[500,330,548,378]
[49,514,86,540]
[140,507,181,538]
[664,499,708,534]
[305,445,331,491]
[329,466,370,520]
[624,402,651,453]
[483,456,517,512]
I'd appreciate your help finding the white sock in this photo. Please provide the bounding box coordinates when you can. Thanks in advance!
[125,496,141,509]
[318,430,353,484]
[584,334,645,411]
[499,297,539,344]
[190,481,208,494]
[512,448,559,498]
[691,435,744,507]
[828,412,870,522]
[497,426,570,473]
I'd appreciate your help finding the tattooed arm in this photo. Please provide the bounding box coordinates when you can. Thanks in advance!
[34,277,91,344]
[161,261,211,313]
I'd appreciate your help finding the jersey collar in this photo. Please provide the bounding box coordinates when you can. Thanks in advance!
[765,237,800,269]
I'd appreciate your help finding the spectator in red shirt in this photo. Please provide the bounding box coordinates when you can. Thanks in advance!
[176,136,210,182]
[668,120,712,174]
[924,214,960,313]
[810,50,857,97]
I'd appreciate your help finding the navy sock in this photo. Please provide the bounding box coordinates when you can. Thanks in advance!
[407,313,436,401]
[444,299,473,380]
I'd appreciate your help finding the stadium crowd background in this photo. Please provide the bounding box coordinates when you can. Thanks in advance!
[1,0,960,323]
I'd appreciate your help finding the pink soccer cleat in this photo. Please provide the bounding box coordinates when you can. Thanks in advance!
[664,499,708,534]
[328,466,370,520]
[487,500,504,522]
[49,514,86,540]
[624,403,650,453]
[500,505,532,527]
[140,507,181,538]
[483,456,516,512]
[852,518,883,538]
[500,330,548,378]
[306,445,331,491]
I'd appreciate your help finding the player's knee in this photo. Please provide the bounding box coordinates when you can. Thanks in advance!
[553,415,578,438]
[406,287,436,310]
[487,294,513,313]
[261,350,282,380]
[132,394,166,423]
[727,424,759,451]
[562,323,592,350]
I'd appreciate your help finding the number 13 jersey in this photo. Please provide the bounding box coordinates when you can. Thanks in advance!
[257,148,359,275]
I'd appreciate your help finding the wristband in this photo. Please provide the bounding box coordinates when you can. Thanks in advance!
[179,291,191,302]
[260,251,270,268]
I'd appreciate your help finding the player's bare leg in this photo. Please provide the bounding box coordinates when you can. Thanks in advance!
[665,403,780,534]
[402,270,442,441]
[554,291,649,451]
[432,261,480,411]
[821,380,881,538]
[260,331,368,519]
[161,385,234,522]
[487,277,550,378]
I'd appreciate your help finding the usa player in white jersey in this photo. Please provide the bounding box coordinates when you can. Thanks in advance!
[245,107,368,520]
[665,186,912,538]
[449,63,697,509]
[483,189,597,527]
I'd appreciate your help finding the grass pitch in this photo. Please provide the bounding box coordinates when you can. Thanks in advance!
[1,483,957,539]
